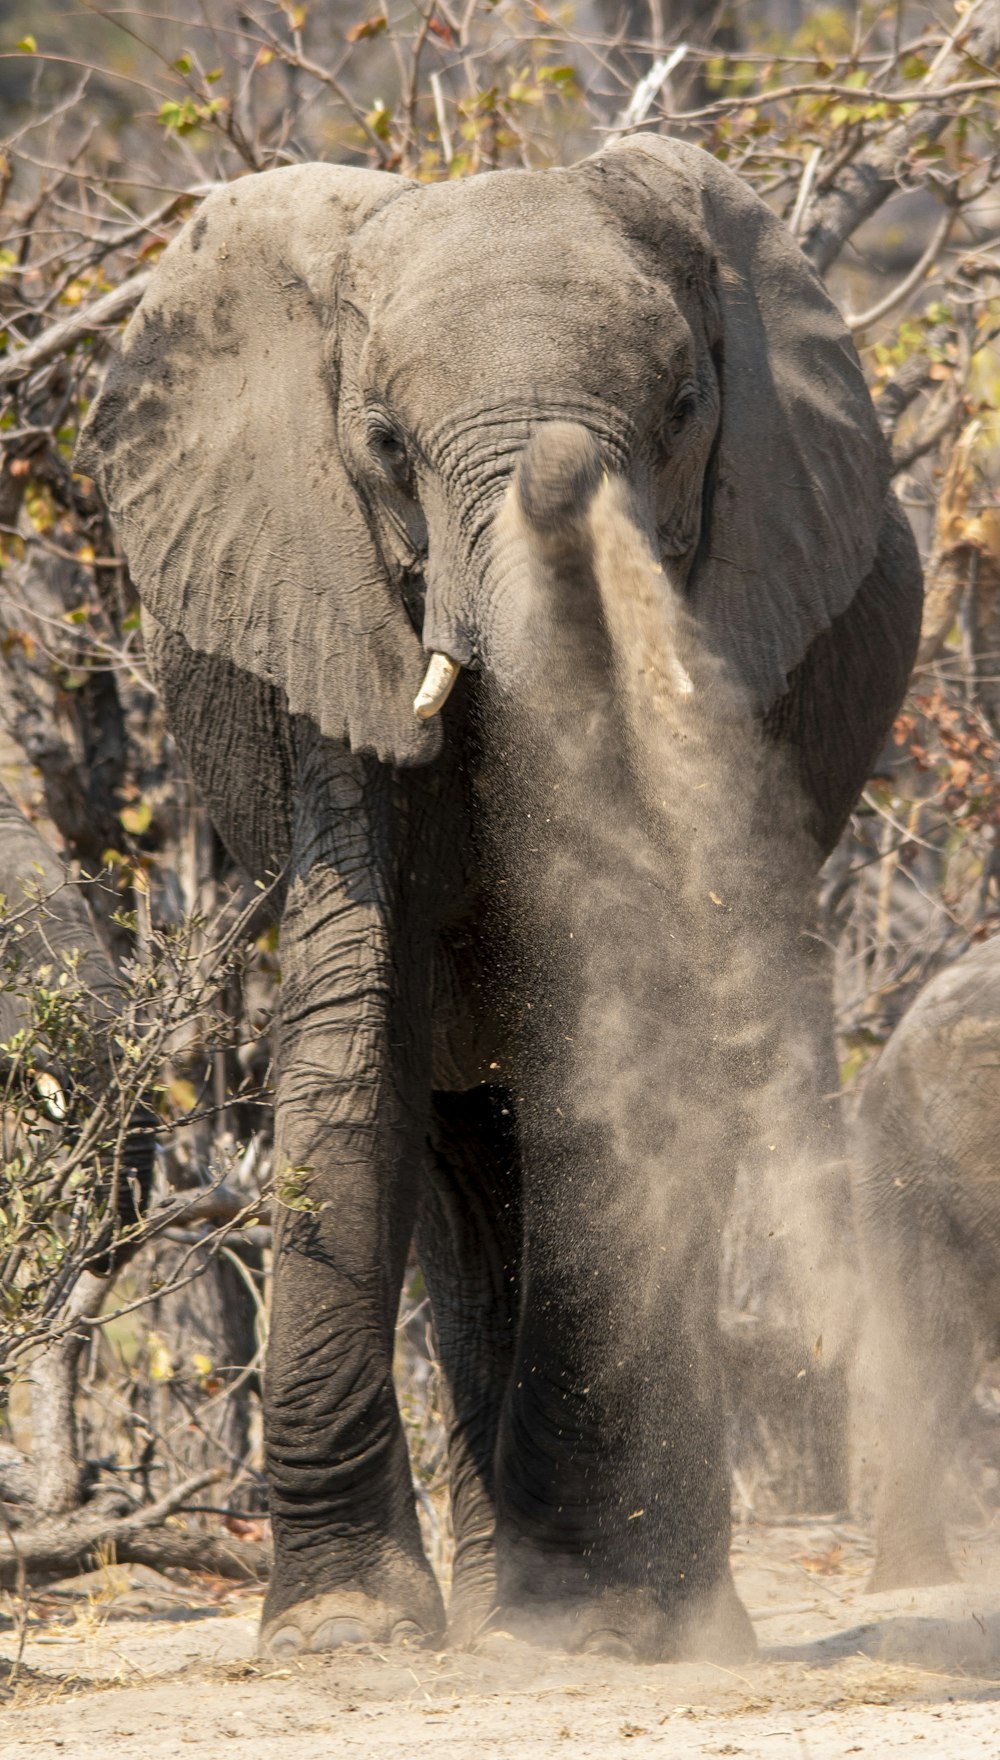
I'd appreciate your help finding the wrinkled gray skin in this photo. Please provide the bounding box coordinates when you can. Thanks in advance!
[853,934,1000,1593]
[78,138,922,1663]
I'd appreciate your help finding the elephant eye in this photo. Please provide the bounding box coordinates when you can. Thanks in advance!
[667,385,698,434]
[366,413,412,488]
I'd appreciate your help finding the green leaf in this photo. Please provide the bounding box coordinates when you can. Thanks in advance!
[506,79,543,105]
[16,34,37,53]
[538,64,578,92]
[365,99,392,142]
[158,96,203,135]
[119,800,152,836]
[900,54,928,79]
[173,53,192,74]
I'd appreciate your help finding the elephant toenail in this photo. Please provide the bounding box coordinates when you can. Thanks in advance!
[578,1629,635,1660]
[266,1625,305,1658]
[310,1617,369,1650]
[390,1619,424,1647]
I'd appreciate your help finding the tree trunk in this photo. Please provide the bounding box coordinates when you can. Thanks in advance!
[29,1274,110,1515]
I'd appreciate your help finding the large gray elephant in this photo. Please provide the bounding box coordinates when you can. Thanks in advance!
[853,932,1000,1592]
[77,136,922,1663]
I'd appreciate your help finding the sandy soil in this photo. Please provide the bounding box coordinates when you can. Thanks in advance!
[2,1518,998,1758]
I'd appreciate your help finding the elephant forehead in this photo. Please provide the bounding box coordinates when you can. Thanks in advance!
[347,170,694,414]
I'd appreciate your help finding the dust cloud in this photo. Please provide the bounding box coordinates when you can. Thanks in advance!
[477,452,854,1600]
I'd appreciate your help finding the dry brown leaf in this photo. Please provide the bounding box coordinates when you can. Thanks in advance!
[795,1543,844,1575]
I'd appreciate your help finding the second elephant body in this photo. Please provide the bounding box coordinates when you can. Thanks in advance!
[853,932,1000,1591]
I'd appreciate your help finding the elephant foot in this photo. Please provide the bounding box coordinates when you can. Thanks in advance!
[487,1588,662,1662]
[481,1576,755,1665]
[447,1589,501,1652]
[670,1571,757,1664]
[866,1545,958,1595]
[445,1536,501,1651]
[260,1576,445,1658]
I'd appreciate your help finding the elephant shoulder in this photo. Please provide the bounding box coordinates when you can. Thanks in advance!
[856,933,1000,1163]
[884,937,1000,1114]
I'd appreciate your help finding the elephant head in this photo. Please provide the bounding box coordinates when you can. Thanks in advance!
[78,139,889,766]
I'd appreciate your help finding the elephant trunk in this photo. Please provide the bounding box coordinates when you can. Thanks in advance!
[514,420,604,553]
[465,423,805,1653]
[416,416,696,723]
[461,425,740,1626]
[475,421,695,724]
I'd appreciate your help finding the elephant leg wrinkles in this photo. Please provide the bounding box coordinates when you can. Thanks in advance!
[260,739,446,1653]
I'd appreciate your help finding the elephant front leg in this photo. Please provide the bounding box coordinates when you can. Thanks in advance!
[494,1125,754,1664]
[260,758,444,1656]
[416,1086,521,1645]
[861,1227,978,1593]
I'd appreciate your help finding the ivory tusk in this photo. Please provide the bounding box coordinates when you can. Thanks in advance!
[414,652,462,720]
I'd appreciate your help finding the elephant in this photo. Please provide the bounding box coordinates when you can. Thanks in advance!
[852,932,1000,1593]
[76,135,923,1663]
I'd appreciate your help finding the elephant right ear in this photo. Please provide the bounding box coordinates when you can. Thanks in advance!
[77,165,437,766]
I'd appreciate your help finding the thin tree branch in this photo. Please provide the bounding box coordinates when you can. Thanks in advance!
[0,1464,271,1587]
[799,0,1000,275]
[0,276,150,387]
[788,145,823,239]
[846,200,957,331]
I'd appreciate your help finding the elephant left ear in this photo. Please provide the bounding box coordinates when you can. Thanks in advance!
[597,135,891,712]
[76,164,436,767]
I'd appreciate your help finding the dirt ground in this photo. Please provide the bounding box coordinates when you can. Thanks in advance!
[2,1518,998,1758]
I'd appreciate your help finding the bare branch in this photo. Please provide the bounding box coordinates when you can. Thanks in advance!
[0,275,150,388]
[788,145,822,240]
[0,1465,271,1588]
[846,200,958,332]
[800,0,1000,275]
